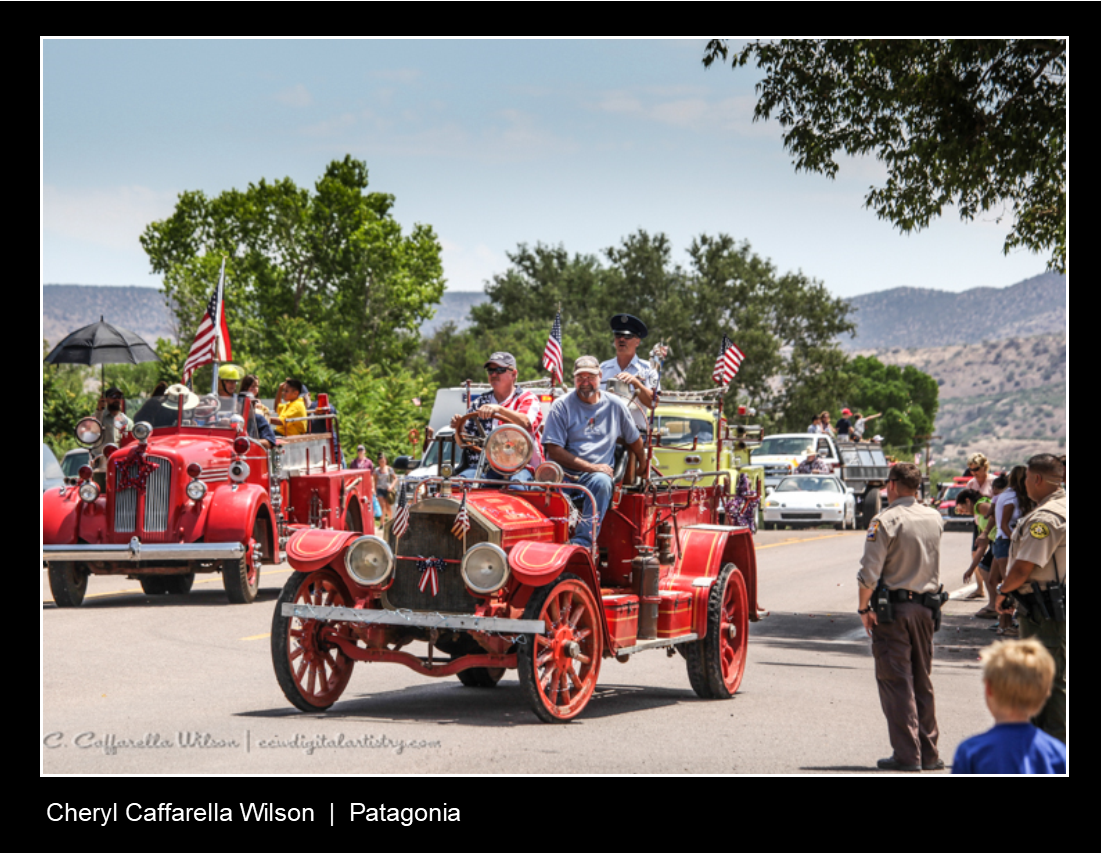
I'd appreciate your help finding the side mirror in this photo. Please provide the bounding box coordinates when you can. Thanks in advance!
[393,455,414,472]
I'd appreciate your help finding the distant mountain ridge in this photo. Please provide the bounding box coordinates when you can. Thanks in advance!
[42,272,1065,351]
[843,271,1065,350]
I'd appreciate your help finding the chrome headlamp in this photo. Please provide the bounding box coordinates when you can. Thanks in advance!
[533,460,564,483]
[344,535,394,587]
[461,542,510,594]
[74,417,102,447]
[78,480,100,503]
[483,424,534,475]
[186,479,208,501]
[228,460,250,483]
[131,421,153,442]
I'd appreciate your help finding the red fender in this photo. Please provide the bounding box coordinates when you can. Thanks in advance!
[285,528,361,573]
[42,488,84,545]
[204,483,278,561]
[508,540,592,588]
[665,525,758,636]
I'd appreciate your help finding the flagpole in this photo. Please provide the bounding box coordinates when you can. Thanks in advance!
[209,256,227,396]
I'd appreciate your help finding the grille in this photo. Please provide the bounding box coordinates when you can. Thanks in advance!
[388,510,489,613]
[115,455,173,534]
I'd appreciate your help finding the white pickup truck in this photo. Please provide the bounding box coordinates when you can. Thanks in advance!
[751,432,891,527]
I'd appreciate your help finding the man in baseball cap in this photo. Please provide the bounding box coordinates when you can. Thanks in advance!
[542,354,646,550]
[450,350,544,482]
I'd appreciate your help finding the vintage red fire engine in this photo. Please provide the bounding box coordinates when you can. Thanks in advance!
[42,387,371,607]
[271,404,761,722]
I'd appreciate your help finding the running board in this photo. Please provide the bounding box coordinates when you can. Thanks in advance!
[614,633,699,657]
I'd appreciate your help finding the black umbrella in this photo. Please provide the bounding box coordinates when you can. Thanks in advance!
[44,317,160,391]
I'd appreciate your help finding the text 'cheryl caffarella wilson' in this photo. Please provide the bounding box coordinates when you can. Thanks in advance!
[46,802,462,826]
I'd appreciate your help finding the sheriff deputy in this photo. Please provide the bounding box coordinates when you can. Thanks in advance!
[857,462,946,772]
[996,452,1067,743]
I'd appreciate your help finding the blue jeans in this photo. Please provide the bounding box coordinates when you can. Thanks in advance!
[570,471,613,549]
[457,466,533,487]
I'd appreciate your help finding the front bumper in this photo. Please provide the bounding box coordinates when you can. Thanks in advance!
[43,539,246,564]
[281,602,547,635]
[762,506,845,525]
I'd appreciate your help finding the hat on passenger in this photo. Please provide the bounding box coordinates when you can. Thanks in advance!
[841,408,852,416]
[161,383,200,410]
[218,364,245,381]
[573,355,601,376]
[484,351,517,370]
[609,314,648,339]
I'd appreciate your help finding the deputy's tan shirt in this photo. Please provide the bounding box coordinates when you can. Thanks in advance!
[1008,488,1066,592]
[858,496,943,593]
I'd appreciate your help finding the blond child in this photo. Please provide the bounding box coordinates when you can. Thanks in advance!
[951,639,1066,774]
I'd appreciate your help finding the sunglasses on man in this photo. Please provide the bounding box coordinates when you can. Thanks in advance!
[486,366,510,376]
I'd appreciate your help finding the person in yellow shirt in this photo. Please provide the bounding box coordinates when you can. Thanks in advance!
[270,379,308,437]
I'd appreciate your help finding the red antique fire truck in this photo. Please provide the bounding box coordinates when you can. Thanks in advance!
[271,397,761,723]
[42,387,371,607]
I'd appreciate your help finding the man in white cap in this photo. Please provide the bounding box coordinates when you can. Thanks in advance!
[543,355,646,549]
[450,351,544,482]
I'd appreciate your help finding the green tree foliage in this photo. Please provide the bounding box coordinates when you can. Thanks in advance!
[335,365,435,462]
[422,230,856,430]
[140,156,446,375]
[704,39,1067,271]
[846,355,940,448]
[42,341,97,457]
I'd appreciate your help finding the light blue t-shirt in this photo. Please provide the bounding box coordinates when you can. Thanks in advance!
[542,390,640,472]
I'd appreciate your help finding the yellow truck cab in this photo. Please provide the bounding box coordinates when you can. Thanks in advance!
[643,391,764,505]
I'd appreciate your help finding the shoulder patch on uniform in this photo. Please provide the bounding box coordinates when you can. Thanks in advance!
[866,520,880,541]
[1029,521,1051,540]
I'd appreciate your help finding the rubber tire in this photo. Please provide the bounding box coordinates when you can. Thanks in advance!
[860,487,882,528]
[456,667,506,688]
[271,570,355,712]
[140,576,169,595]
[164,572,195,595]
[224,521,261,604]
[518,572,603,723]
[48,561,88,608]
[685,563,749,699]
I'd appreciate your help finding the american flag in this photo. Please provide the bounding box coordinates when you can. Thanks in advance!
[712,334,745,386]
[542,310,563,385]
[451,491,470,539]
[391,482,410,539]
[182,259,232,385]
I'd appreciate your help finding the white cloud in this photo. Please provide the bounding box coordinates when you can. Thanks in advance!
[274,84,313,108]
[43,185,178,251]
[440,239,503,292]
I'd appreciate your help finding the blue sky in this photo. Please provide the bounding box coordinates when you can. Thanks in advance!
[42,38,1049,299]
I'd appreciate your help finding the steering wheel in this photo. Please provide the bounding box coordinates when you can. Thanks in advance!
[453,411,489,451]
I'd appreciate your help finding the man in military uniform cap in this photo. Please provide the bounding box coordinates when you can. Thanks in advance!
[600,314,659,427]
[996,453,1067,742]
[857,462,946,771]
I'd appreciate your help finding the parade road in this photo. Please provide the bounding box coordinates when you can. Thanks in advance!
[42,527,994,774]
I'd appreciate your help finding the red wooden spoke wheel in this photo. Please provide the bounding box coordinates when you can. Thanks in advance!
[685,563,748,699]
[519,573,603,723]
[271,570,355,712]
